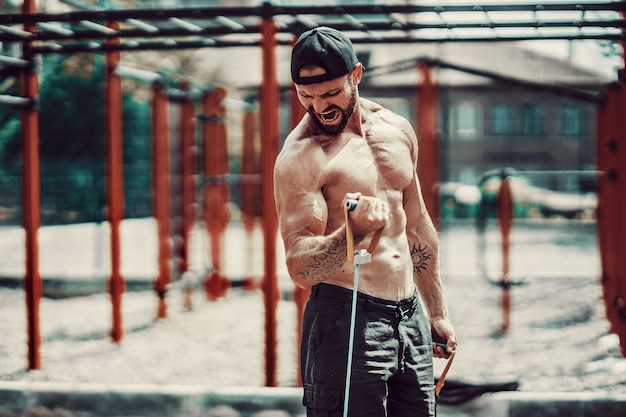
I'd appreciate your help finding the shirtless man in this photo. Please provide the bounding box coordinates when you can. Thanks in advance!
[274,27,457,417]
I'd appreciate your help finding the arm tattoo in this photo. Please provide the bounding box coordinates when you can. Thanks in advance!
[297,238,346,282]
[411,243,432,276]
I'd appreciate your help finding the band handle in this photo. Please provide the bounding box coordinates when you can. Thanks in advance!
[343,200,384,264]
[435,349,456,396]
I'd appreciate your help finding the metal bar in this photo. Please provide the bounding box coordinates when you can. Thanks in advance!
[37,22,73,36]
[1,18,621,43]
[22,29,624,55]
[294,14,318,30]
[416,61,441,229]
[0,24,33,39]
[200,87,232,302]
[502,169,605,176]
[366,56,603,104]
[596,19,626,356]
[79,20,118,34]
[124,18,159,33]
[260,16,280,388]
[152,81,172,319]
[1,2,623,26]
[21,0,41,372]
[496,177,514,334]
[104,21,126,344]
[167,17,203,33]
[0,94,31,106]
[425,57,604,103]
[288,32,309,387]
[29,38,261,54]
[115,65,163,83]
[177,79,197,278]
[215,15,245,31]
[0,55,29,68]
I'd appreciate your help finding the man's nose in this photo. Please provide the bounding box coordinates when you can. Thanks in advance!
[312,97,328,113]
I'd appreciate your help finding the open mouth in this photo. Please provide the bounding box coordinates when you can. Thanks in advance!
[318,109,340,123]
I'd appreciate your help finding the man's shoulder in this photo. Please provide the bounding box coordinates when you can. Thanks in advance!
[281,127,318,155]
[276,127,320,171]
[361,98,409,125]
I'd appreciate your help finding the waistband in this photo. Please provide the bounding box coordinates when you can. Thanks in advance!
[310,283,419,315]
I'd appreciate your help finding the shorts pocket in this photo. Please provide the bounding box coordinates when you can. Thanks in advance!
[303,383,342,411]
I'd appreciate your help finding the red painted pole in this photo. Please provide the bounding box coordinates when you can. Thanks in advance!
[241,100,260,289]
[596,34,626,356]
[20,0,41,370]
[201,87,231,300]
[260,18,280,387]
[178,80,197,277]
[178,80,198,310]
[416,61,440,229]
[288,35,309,386]
[152,81,172,319]
[597,83,618,334]
[496,176,514,334]
[104,21,126,343]
[615,77,626,358]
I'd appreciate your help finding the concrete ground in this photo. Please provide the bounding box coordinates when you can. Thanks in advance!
[1,217,625,416]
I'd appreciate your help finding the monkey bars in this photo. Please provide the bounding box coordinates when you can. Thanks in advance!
[0,1,624,54]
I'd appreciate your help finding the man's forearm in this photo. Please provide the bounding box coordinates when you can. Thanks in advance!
[409,237,449,321]
[287,226,350,285]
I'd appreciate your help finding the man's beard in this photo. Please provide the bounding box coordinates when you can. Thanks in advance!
[308,88,357,135]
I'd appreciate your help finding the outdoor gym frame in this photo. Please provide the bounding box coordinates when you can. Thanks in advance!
[1,0,625,386]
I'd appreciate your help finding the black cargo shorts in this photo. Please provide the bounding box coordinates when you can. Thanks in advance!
[300,283,436,417]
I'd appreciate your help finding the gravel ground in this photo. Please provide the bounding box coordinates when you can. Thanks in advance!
[1,218,625,395]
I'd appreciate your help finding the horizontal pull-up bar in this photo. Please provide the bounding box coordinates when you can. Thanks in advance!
[2,2,624,25]
[365,56,604,104]
[0,94,33,107]
[115,65,165,83]
[0,55,29,68]
[0,24,31,39]
[23,32,626,56]
[0,1,622,44]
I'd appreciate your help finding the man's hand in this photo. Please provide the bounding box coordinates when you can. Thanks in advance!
[342,193,389,237]
[432,318,457,359]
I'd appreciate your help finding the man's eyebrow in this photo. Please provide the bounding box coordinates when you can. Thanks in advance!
[322,89,341,97]
[298,88,340,98]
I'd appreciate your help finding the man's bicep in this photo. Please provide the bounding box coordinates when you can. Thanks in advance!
[277,185,328,247]
[403,172,427,224]
[403,173,437,242]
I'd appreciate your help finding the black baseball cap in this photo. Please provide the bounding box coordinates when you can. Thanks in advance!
[291,27,359,85]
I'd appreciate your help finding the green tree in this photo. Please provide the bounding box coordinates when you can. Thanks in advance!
[0,53,153,224]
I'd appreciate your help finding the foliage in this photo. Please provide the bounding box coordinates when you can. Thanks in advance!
[0,53,153,224]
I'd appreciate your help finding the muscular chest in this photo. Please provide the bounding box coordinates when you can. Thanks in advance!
[320,134,414,202]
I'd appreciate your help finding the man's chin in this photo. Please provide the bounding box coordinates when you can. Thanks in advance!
[315,116,344,135]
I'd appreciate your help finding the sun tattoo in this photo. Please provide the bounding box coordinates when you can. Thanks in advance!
[411,243,432,276]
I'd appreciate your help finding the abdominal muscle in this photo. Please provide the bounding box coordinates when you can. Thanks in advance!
[330,232,416,302]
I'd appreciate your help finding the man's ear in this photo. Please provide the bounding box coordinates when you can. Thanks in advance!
[352,63,364,85]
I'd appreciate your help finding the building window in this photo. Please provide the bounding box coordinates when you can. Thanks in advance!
[522,104,543,136]
[452,102,480,139]
[560,105,582,136]
[492,104,512,136]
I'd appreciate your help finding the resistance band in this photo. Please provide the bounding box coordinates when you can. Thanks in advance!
[342,199,456,414]
[342,200,382,417]
[435,348,456,396]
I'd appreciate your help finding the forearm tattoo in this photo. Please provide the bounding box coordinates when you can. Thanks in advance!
[297,238,347,282]
[411,243,432,276]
